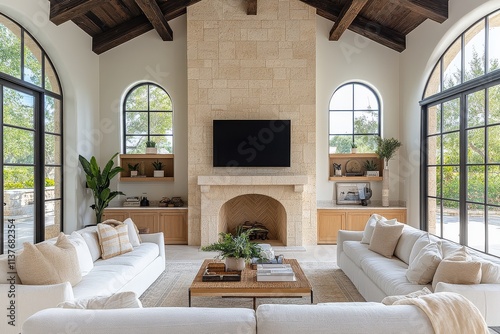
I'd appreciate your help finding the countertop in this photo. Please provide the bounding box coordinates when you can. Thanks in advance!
[317,200,406,210]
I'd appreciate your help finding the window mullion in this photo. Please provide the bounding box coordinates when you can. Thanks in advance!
[459,93,468,246]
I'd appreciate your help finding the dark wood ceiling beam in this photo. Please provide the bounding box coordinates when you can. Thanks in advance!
[134,0,173,41]
[247,0,257,15]
[49,0,110,25]
[329,0,369,41]
[396,0,448,23]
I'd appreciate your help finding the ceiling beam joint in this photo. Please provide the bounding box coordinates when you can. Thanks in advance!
[49,0,109,25]
[329,0,369,41]
[134,0,173,41]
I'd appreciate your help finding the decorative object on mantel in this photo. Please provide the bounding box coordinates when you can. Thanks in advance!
[333,163,342,176]
[351,142,358,154]
[145,140,157,154]
[127,163,139,177]
[140,193,150,207]
[363,160,379,177]
[345,160,363,176]
[152,160,164,177]
[336,182,370,205]
[375,137,402,207]
[170,196,184,207]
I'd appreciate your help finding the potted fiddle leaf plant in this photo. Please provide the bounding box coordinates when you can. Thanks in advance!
[152,160,164,177]
[201,228,263,271]
[79,152,125,224]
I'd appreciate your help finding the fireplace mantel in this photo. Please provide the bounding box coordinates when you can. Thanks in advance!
[197,175,308,193]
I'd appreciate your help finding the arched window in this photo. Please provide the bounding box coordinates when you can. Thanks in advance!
[0,13,63,254]
[123,83,173,154]
[421,9,500,256]
[329,82,381,153]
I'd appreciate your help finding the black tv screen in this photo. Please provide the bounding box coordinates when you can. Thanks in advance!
[213,120,291,167]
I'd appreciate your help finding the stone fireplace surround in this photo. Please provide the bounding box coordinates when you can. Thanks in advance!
[198,175,307,246]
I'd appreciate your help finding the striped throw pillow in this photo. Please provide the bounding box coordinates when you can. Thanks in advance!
[97,220,133,259]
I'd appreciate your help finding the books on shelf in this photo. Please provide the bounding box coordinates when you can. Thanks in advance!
[256,264,296,282]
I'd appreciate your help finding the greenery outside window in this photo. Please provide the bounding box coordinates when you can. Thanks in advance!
[329,82,381,153]
[123,83,173,154]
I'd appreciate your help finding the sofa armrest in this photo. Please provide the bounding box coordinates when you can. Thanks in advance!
[0,282,74,334]
[140,232,165,262]
[336,230,363,264]
[435,282,500,326]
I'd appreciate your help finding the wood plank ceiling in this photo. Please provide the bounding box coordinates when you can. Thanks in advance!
[47,0,448,54]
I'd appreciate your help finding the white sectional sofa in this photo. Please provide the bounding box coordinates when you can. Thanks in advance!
[337,223,500,326]
[0,225,165,334]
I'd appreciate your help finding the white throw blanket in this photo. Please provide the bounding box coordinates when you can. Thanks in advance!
[394,292,489,334]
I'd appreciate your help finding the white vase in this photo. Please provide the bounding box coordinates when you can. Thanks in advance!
[153,170,164,177]
[382,159,390,207]
[225,257,246,271]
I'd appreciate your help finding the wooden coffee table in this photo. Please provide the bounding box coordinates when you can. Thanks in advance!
[188,258,313,309]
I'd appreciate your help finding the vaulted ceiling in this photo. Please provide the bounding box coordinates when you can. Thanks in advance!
[47,0,448,54]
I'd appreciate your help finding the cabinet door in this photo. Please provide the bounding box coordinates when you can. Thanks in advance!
[372,209,407,223]
[102,210,129,222]
[159,211,188,244]
[345,211,372,231]
[317,210,345,244]
[129,211,159,234]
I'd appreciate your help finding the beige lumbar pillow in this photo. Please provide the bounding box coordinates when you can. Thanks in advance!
[57,291,142,309]
[368,220,404,258]
[97,220,133,259]
[17,233,82,286]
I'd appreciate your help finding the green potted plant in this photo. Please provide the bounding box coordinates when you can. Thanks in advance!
[375,137,402,168]
[145,140,157,154]
[152,160,164,177]
[127,163,139,177]
[78,153,125,224]
[201,228,263,271]
[363,160,379,177]
[351,142,358,154]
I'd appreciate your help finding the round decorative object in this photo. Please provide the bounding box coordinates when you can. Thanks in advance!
[346,160,362,173]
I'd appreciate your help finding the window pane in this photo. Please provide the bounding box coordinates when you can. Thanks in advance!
[45,167,61,199]
[3,87,34,129]
[354,111,378,134]
[0,15,22,79]
[488,84,500,124]
[45,200,61,240]
[329,112,352,134]
[330,84,352,110]
[443,39,462,90]
[467,204,485,251]
[488,207,500,256]
[44,57,61,95]
[427,135,441,165]
[150,112,173,134]
[149,86,172,111]
[126,135,147,154]
[442,98,460,132]
[424,62,441,98]
[4,127,34,164]
[329,135,352,153]
[45,134,61,165]
[467,165,485,202]
[464,20,485,82]
[125,85,148,110]
[428,198,441,237]
[487,165,500,205]
[45,96,61,134]
[126,112,148,134]
[427,166,440,197]
[488,125,500,163]
[354,135,377,153]
[467,89,485,127]
[353,84,378,110]
[428,104,441,135]
[442,166,459,200]
[442,200,460,243]
[23,33,42,87]
[488,11,500,73]
[155,136,173,154]
[467,128,485,163]
[442,132,459,164]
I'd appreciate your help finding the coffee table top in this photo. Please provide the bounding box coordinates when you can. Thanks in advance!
[189,258,312,297]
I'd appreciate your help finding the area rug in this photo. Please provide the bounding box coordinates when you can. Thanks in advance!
[139,261,365,308]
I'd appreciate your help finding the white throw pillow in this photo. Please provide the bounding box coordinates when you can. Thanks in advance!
[472,258,500,283]
[408,233,431,265]
[360,214,391,244]
[57,291,142,309]
[123,218,141,247]
[79,227,102,261]
[382,287,432,305]
[406,241,442,284]
[67,231,94,276]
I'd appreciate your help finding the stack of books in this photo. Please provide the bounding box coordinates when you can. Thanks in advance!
[256,264,296,282]
[123,196,140,207]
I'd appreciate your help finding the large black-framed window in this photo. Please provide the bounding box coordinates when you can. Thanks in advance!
[328,82,381,153]
[0,13,63,254]
[421,9,500,256]
[123,83,173,154]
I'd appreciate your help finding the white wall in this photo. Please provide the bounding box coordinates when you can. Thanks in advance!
[0,0,100,232]
[99,15,188,203]
[315,16,401,205]
[400,0,500,227]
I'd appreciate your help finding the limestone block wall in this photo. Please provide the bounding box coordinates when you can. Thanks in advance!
[187,0,316,245]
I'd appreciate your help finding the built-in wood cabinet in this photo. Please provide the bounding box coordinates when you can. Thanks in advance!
[103,208,187,244]
[317,208,407,244]
[119,154,174,182]
[329,153,383,181]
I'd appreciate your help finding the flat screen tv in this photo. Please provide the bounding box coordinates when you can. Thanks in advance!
[213,120,291,167]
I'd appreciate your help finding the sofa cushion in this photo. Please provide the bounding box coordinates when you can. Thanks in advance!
[124,218,141,247]
[360,214,390,244]
[342,241,374,267]
[78,226,102,261]
[409,233,432,265]
[406,241,442,284]
[471,258,500,283]
[58,291,142,309]
[432,260,482,290]
[68,231,94,276]
[369,221,404,258]
[17,233,82,286]
[381,287,432,305]
[97,221,133,260]
[394,226,425,265]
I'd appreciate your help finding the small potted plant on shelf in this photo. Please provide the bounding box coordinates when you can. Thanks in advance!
[351,143,358,154]
[363,160,379,177]
[145,140,157,154]
[375,137,402,168]
[152,160,164,177]
[127,163,139,177]
[201,227,263,271]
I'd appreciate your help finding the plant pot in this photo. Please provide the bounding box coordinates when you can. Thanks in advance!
[225,257,246,271]
[351,148,357,154]
[153,170,164,177]
[130,171,138,177]
[146,147,157,154]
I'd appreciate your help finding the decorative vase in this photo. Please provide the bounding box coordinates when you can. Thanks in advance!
[146,147,157,154]
[382,159,390,207]
[153,170,164,177]
[225,257,246,271]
